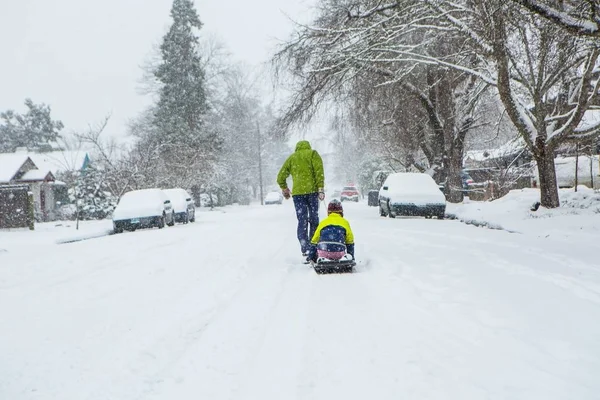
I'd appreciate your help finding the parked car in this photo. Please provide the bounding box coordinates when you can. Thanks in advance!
[112,188,175,233]
[439,171,475,195]
[461,171,475,194]
[163,188,196,224]
[367,190,379,207]
[341,185,360,202]
[379,172,446,219]
[264,191,283,205]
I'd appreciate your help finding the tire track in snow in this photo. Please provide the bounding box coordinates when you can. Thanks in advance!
[134,261,309,399]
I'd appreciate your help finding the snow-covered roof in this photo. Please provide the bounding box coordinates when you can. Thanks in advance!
[30,150,90,175]
[0,153,32,183]
[464,137,527,163]
[18,169,54,182]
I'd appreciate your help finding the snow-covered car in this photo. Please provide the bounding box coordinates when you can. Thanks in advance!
[341,185,360,202]
[112,189,175,233]
[163,188,196,224]
[264,191,283,205]
[379,173,446,219]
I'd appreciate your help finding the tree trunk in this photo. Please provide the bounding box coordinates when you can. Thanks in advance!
[446,154,464,203]
[535,150,560,208]
[445,118,471,203]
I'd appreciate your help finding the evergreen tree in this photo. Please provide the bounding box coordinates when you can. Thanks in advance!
[0,99,64,152]
[142,0,221,189]
[154,0,208,144]
[68,164,117,220]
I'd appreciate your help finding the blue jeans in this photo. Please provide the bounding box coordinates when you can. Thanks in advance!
[293,193,320,253]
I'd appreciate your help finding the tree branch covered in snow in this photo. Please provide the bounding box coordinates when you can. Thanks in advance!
[274,0,492,202]
[510,0,600,38]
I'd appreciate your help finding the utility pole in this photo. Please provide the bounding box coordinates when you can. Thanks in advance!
[575,142,579,192]
[589,142,594,189]
[257,121,264,205]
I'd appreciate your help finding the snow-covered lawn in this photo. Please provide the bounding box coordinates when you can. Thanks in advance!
[0,219,114,253]
[1,201,599,399]
[448,187,600,241]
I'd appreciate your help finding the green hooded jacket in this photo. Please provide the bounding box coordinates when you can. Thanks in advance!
[277,140,325,196]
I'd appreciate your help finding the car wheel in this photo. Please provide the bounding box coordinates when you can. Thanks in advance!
[113,224,123,234]
[437,214,445,220]
[387,202,395,218]
[158,214,166,229]
[189,211,195,223]
[184,211,189,224]
[379,204,387,217]
[167,212,175,226]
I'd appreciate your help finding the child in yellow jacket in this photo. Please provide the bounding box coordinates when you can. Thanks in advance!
[307,199,355,263]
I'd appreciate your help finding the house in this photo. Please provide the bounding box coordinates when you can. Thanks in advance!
[465,133,600,192]
[0,153,68,222]
[464,137,531,170]
[29,150,91,178]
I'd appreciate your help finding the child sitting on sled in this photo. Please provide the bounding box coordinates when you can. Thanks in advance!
[307,199,355,263]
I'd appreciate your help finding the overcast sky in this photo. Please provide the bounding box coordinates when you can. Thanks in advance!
[0,0,315,139]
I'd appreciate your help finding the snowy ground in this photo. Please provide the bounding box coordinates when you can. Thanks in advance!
[1,201,600,399]
[447,187,600,242]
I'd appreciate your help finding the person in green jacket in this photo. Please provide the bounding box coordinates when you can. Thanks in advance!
[277,140,325,256]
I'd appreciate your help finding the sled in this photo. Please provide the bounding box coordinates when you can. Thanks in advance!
[312,253,356,274]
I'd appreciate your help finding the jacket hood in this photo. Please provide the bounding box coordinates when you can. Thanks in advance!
[295,140,312,151]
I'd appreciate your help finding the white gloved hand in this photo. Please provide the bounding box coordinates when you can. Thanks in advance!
[318,188,325,201]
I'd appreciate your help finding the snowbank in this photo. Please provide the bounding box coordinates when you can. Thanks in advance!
[0,220,113,254]
[447,187,600,240]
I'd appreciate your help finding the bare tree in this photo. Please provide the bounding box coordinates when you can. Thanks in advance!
[423,0,600,207]
[273,0,489,202]
[509,0,600,38]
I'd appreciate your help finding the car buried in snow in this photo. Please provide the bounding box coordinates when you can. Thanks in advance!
[163,188,196,224]
[112,188,175,233]
[378,172,446,219]
[264,191,283,205]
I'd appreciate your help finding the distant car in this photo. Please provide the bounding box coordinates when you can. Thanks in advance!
[163,188,196,224]
[264,191,283,205]
[439,171,475,195]
[461,171,475,194]
[340,185,360,202]
[326,189,341,200]
[112,188,175,233]
[379,173,446,219]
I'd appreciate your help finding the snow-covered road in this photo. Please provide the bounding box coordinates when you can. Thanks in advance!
[1,201,599,399]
